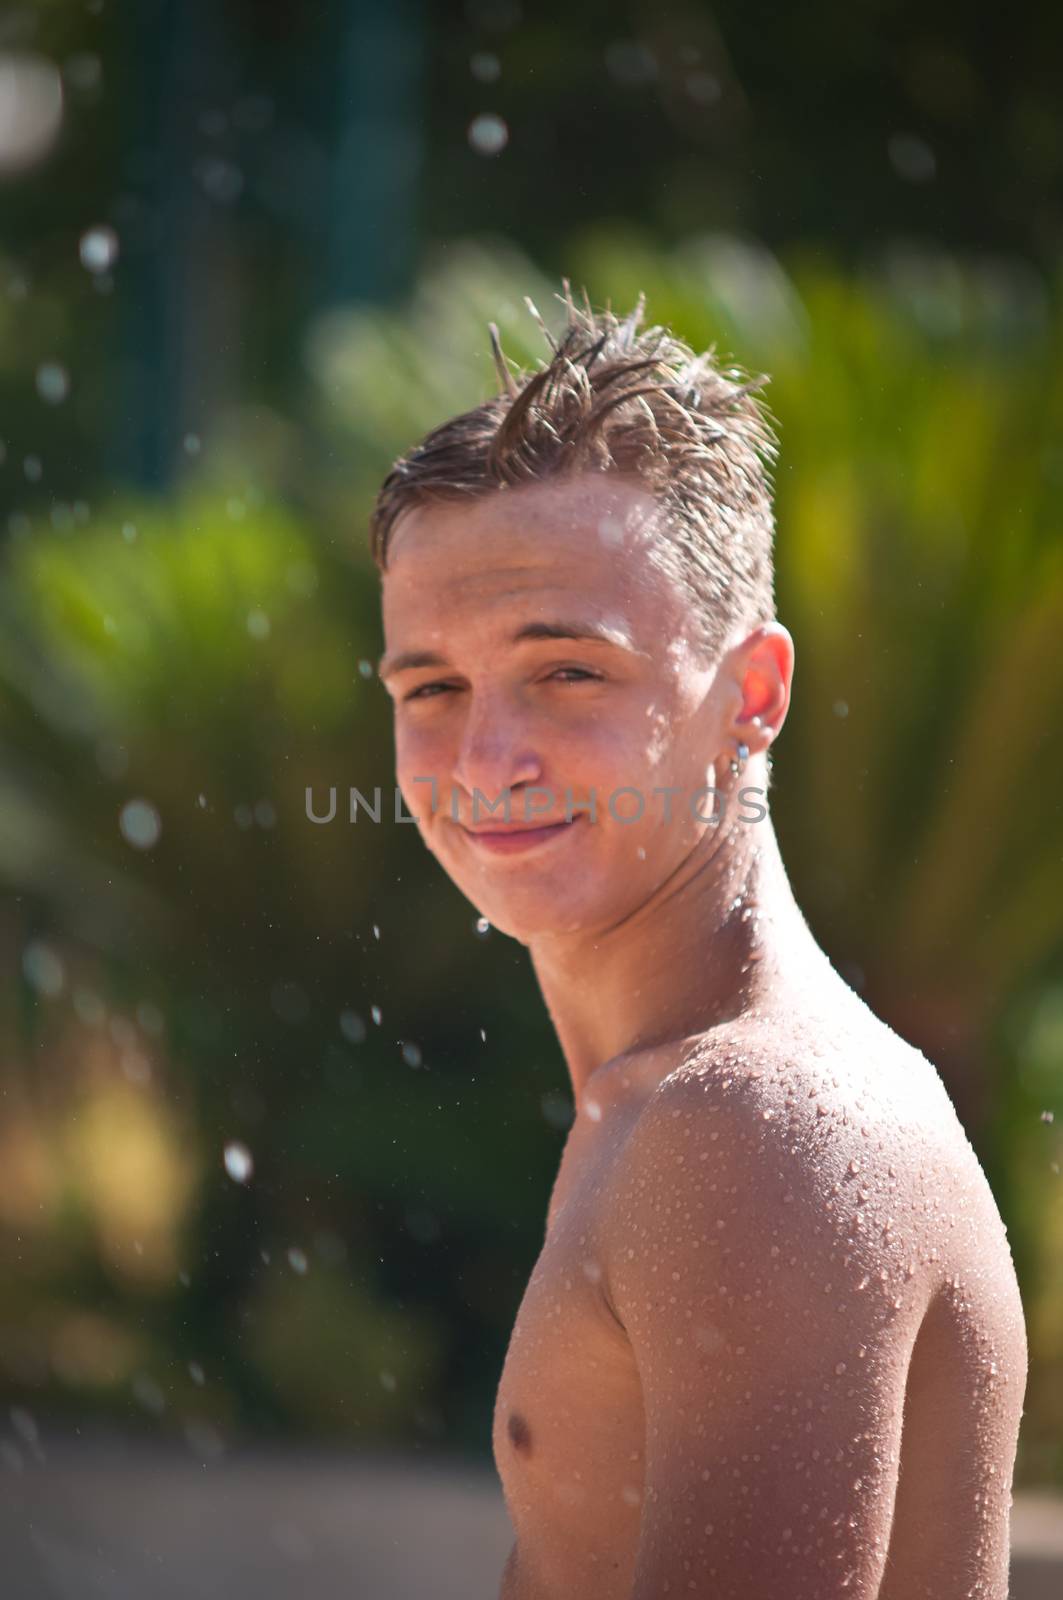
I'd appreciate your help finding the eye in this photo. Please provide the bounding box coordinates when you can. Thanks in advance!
[403,667,602,703]
[403,680,456,702]
[547,667,602,685]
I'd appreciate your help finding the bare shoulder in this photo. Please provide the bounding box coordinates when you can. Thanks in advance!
[609,1011,992,1212]
[589,1018,1025,1600]
[598,1012,1024,1350]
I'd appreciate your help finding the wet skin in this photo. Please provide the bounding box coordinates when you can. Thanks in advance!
[490,1015,1026,1600]
[379,473,1027,1600]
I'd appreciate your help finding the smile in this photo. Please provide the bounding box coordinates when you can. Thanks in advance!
[459,816,584,856]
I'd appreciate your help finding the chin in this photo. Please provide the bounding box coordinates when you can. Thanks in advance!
[461,878,617,944]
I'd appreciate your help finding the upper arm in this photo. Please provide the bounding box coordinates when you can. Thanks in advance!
[601,1069,918,1600]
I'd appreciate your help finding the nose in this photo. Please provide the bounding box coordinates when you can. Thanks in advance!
[452,691,543,813]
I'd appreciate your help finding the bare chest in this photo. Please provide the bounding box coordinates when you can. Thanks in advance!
[492,1120,647,1594]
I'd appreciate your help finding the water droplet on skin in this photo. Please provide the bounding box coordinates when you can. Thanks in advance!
[585,1098,602,1122]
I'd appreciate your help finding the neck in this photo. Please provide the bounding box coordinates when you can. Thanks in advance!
[528,807,833,1109]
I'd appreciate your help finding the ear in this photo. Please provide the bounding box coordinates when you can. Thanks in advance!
[728,622,794,755]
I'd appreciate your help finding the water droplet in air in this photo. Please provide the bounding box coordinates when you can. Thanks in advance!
[79,225,118,273]
[223,1140,253,1184]
[468,112,508,156]
[0,55,63,171]
[340,1010,366,1044]
[22,939,65,998]
[120,798,161,850]
[470,51,501,83]
[10,1407,39,1449]
[131,1373,165,1415]
[36,362,70,403]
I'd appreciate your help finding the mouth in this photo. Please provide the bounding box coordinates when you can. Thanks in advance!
[459,816,585,856]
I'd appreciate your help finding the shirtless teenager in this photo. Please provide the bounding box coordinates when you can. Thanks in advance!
[370,288,1027,1600]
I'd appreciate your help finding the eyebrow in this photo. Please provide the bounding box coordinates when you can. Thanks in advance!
[377,619,640,681]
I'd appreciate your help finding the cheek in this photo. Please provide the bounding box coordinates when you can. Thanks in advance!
[395,709,450,759]
[394,722,450,816]
[584,712,713,841]
[582,705,685,792]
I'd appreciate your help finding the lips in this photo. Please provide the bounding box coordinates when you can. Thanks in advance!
[459,816,584,855]
[461,819,575,835]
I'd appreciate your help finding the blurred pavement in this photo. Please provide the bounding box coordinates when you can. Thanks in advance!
[0,1424,1059,1599]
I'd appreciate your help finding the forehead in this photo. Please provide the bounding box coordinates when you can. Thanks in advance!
[381,473,689,640]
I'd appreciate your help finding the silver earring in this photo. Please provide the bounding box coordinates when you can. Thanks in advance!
[729,741,749,777]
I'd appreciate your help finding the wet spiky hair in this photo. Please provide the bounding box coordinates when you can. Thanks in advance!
[368,281,779,661]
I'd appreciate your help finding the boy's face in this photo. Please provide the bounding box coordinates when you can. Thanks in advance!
[379,472,738,941]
